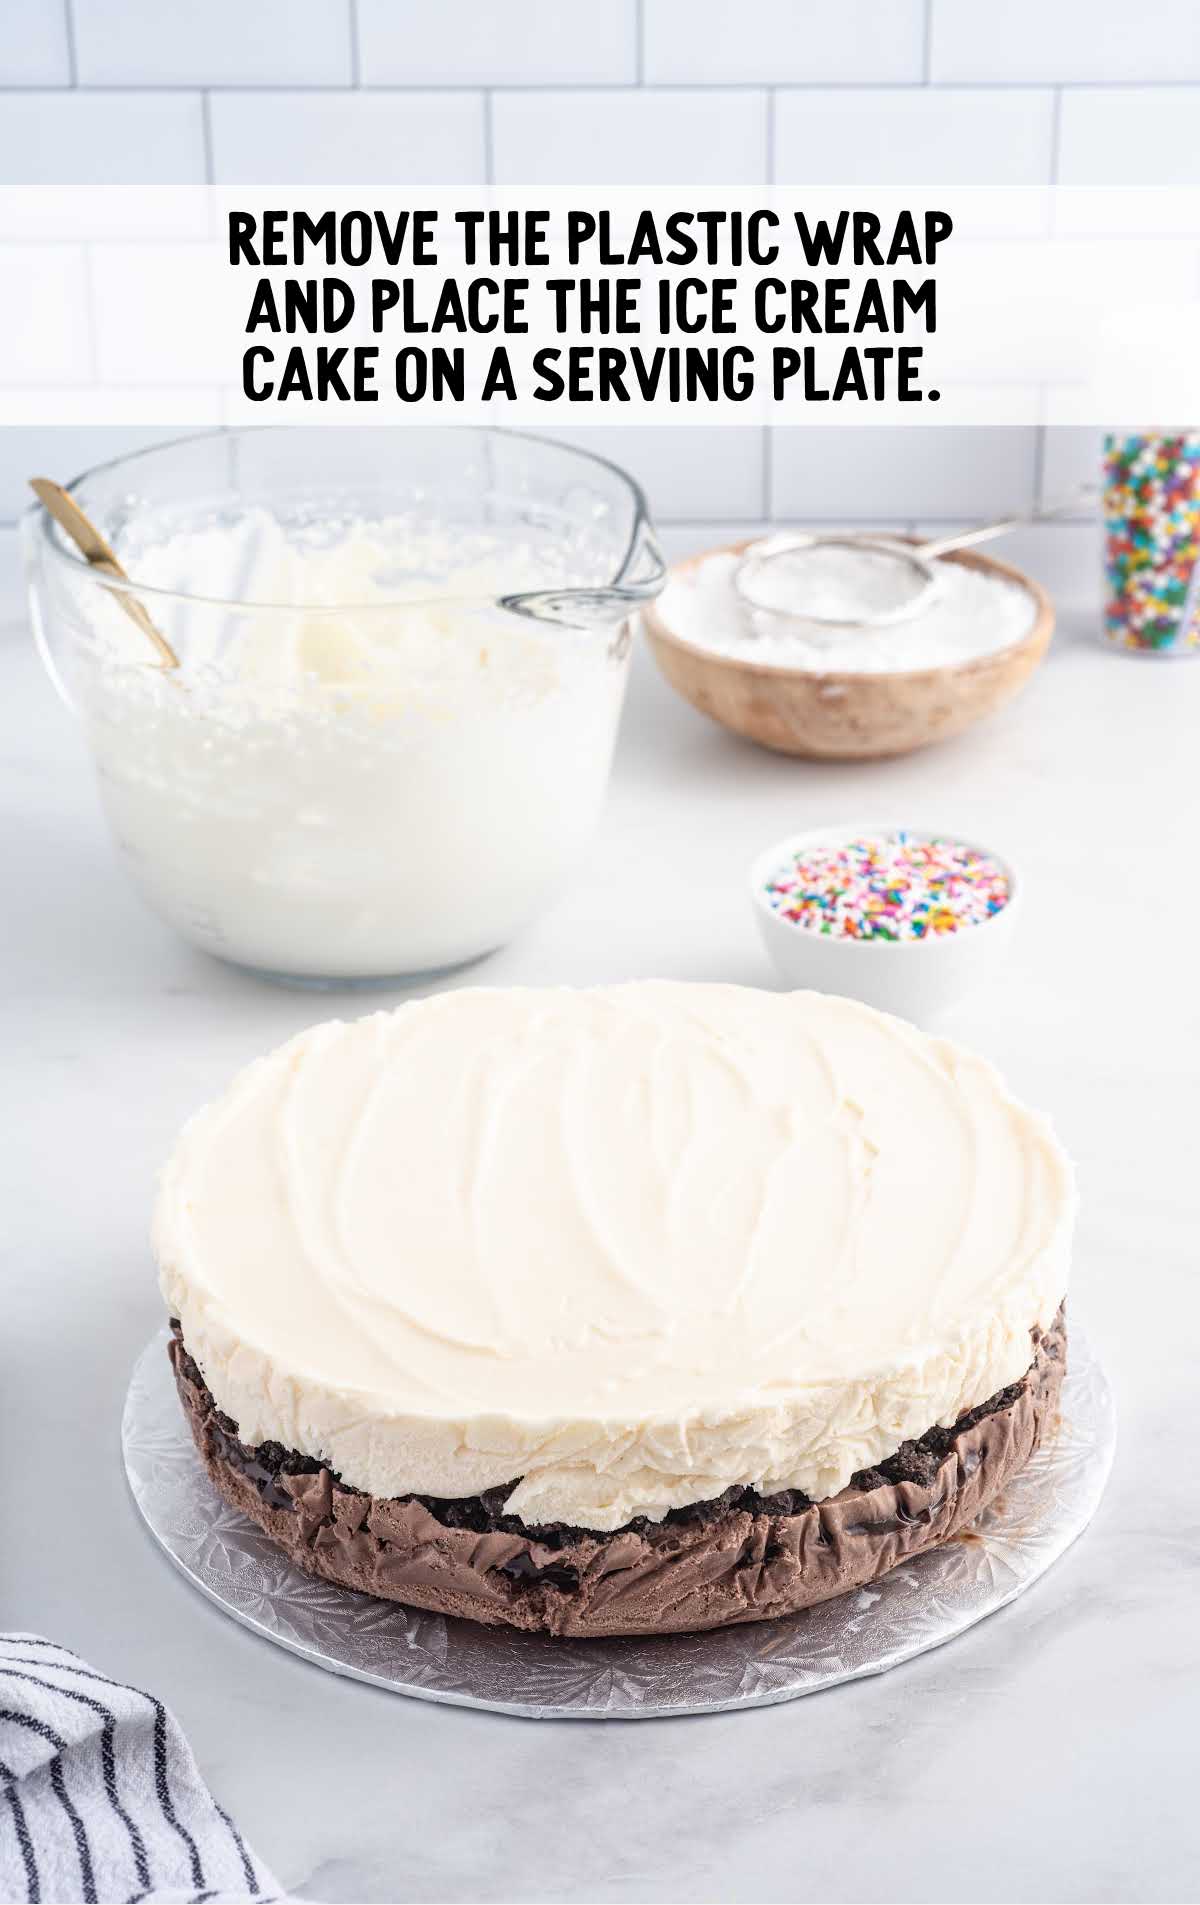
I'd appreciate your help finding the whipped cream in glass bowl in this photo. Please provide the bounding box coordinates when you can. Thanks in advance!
[25,428,663,984]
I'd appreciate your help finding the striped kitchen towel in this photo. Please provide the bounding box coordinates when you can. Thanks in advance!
[0,1635,286,1904]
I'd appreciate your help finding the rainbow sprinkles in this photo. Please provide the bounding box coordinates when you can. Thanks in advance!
[763,831,1012,942]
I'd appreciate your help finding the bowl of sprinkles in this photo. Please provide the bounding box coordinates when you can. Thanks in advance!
[750,825,1019,1021]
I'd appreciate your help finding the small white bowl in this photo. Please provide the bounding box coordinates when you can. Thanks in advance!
[749,823,1020,1023]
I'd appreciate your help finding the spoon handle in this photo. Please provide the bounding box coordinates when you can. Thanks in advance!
[29,477,180,671]
[921,484,1097,562]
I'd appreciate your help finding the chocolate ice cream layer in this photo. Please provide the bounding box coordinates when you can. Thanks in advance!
[168,1315,1066,1638]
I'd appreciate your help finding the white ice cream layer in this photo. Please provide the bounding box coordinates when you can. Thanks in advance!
[154,982,1074,1530]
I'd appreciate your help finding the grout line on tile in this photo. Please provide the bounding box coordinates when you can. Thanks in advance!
[1028,426,1051,514]
[482,90,495,185]
[0,80,368,94]
[1049,86,1063,186]
[348,0,362,87]
[286,80,774,96]
[922,0,933,84]
[200,91,214,185]
[654,514,918,532]
[762,429,773,524]
[62,0,78,86]
[2,78,1200,95]
[635,0,645,85]
[764,88,775,184]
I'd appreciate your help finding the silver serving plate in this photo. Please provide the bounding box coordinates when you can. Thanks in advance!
[123,1327,1114,1720]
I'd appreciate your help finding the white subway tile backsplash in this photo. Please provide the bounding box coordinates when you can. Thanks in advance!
[356,0,637,87]
[209,91,486,186]
[1058,87,1200,186]
[538,425,765,520]
[930,0,1200,84]
[1006,520,1103,613]
[644,0,925,85]
[0,1,1190,537]
[0,248,91,385]
[0,2,70,84]
[0,93,206,186]
[656,521,770,564]
[70,0,353,86]
[492,89,768,186]
[772,425,1038,521]
[775,89,1055,187]
[1040,428,1104,515]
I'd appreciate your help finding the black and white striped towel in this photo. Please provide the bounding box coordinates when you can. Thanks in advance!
[0,1634,286,1904]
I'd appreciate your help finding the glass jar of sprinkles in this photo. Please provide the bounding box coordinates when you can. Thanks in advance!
[1104,432,1200,656]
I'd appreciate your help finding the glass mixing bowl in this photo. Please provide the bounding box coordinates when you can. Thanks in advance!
[25,427,664,985]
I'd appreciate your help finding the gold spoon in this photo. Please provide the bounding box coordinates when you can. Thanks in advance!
[29,477,180,671]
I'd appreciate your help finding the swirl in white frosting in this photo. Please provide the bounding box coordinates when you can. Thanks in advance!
[154,983,1074,1530]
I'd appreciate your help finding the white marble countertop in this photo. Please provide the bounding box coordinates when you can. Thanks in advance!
[4,532,1198,1903]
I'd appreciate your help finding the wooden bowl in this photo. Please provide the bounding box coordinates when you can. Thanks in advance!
[642,540,1054,761]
